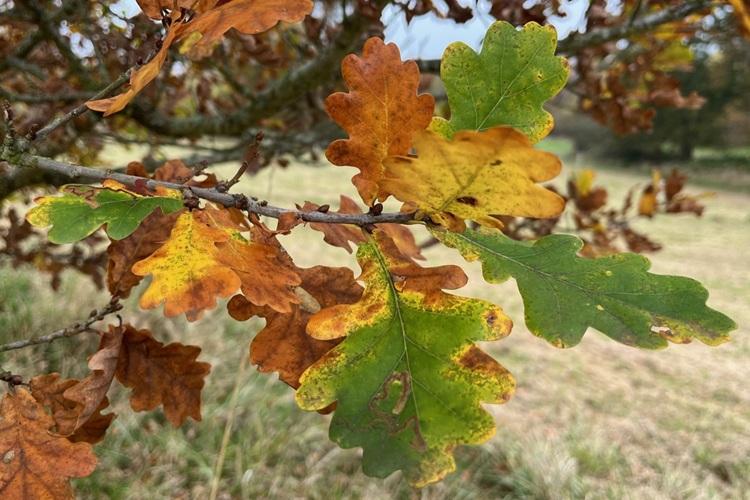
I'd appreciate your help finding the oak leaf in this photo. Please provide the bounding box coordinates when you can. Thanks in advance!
[115,325,211,426]
[30,374,116,445]
[154,159,218,188]
[381,127,565,232]
[433,227,737,348]
[228,265,363,389]
[296,231,515,487]
[61,326,122,435]
[326,37,435,203]
[86,25,180,116]
[88,0,313,115]
[28,375,79,437]
[433,21,568,142]
[178,0,314,59]
[200,208,302,313]
[132,211,241,321]
[0,388,97,499]
[107,209,182,297]
[26,183,183,244]
[302,195,423,259]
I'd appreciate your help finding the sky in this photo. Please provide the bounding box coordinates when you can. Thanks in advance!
[110,0,590,60]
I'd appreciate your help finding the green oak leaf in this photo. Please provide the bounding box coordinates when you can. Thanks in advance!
[433,227,737,349]
[433,21,569,142]
[26,184,183,244]
[296,231,515,487]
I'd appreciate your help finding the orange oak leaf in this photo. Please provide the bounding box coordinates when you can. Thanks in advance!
[132,211,241,321]
[301,195,424,260]
[179,0,314,59]
[86,24,180,116]
[325,37,435,204]
[115,325,211,426]
[88,0,313,115]
[107,208,182,297]
[198,207,302,313]
[228,266,363,389]
[0,388,97,499]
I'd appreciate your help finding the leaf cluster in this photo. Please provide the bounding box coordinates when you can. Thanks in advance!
[0,5,740,496]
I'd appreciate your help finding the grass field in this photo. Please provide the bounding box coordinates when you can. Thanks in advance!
[1,147,748,499]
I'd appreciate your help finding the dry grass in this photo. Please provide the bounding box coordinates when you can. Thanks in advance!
[0,148,748,499]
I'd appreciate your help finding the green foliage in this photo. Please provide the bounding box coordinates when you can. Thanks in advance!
[432,21,569,142]
[26,185,182,244]
[296,233,515,486]
[432,228,736,348]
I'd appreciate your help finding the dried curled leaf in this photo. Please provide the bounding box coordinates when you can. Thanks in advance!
[26,182,182,244]
[433,21,568,141]
[433,227,737,348]
[115,325,211,426]
[326,37,435,203]
[296,231,514,487]
[132,211,241,321]
[381,127,565,231]
[228,266,363,389]
[88,0,313,115]
[61,326,122,435]
[29,374,115,445]
[0,388,97,499]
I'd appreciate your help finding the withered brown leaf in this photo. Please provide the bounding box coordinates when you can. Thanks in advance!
[115,325,211,426]
[228,266,363,389]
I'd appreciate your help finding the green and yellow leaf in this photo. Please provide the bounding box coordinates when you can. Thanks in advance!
[26,181,182,244]
[433,227,737,348]
[132,211,241,321]
[380,127,564,231]
[433,21,568,142]
[296,231,515,487]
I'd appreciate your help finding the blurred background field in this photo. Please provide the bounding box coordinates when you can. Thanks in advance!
[1,135,749,499]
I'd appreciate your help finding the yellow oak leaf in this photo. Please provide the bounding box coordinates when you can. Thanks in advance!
[380,127,565,232]
[132,211,241,321]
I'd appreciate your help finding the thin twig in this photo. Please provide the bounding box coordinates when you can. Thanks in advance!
[32,70,132,142]
[7,153,417,226]
[0,298,122,353]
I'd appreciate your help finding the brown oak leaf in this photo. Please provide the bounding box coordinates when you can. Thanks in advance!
[228,266,363,389]
[115,325,211,426]
[61,326,123,434]
[0,388,97,499]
